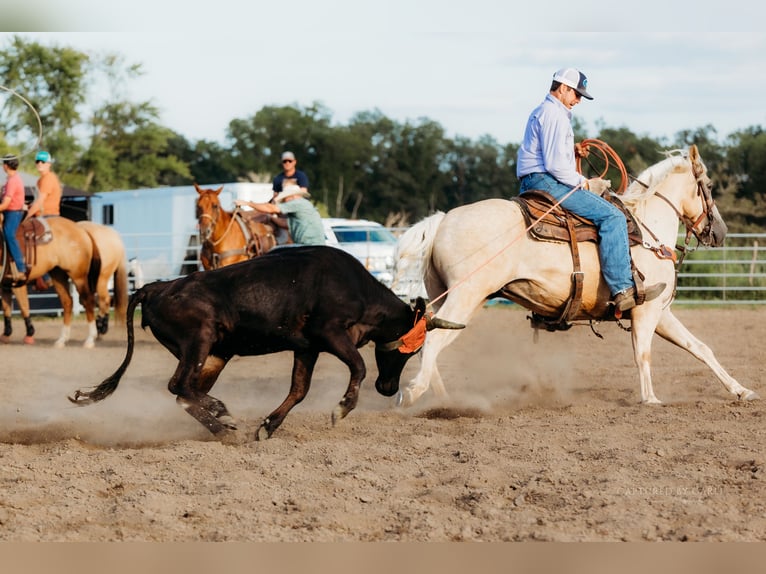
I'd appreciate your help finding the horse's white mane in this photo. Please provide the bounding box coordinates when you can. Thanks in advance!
[620,148,695,208]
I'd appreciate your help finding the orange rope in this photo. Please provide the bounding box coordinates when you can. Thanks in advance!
[575,138,628,194]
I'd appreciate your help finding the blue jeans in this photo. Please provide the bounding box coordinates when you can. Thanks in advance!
[520,172,633,296]
[3,210,26,273]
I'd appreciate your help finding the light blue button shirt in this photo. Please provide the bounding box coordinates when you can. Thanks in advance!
[516,93,587,189]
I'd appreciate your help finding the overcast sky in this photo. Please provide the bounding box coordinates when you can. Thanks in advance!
[12,1,766,146]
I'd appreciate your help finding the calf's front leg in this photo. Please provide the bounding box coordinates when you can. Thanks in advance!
[256,350,318,440]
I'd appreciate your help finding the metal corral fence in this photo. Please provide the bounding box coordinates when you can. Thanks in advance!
[15,231,766,317]
[675,233,766,305]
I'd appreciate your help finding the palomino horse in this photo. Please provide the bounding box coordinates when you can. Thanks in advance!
[0,216,99,347]
[395,145,758,407]
[195,183,281,270]
[78,221,129,336]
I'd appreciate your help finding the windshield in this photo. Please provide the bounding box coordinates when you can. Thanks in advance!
[331,226,396,243]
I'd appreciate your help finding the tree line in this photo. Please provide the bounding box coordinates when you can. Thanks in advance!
[2,35,766,231]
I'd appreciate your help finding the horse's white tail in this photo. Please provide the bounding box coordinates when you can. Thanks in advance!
[392,212,445,301]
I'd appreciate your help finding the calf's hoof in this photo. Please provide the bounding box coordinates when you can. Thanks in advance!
[331,404,351,426]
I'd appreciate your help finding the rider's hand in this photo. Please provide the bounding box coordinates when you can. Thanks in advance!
[587,178,611,195]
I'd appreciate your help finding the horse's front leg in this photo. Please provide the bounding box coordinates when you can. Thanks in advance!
[630,306,663,404]
[654,309,758,401]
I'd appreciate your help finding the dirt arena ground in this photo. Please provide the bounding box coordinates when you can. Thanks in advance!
[0,305,764,542]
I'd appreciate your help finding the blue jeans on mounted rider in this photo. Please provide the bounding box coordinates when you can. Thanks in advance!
[3,209,26,274]
[519,172,633,296]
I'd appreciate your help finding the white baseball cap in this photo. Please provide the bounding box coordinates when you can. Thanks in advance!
[552,68,593,100]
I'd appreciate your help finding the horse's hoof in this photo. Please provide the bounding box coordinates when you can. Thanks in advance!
[53,339,66,349]
[0,335,10,344]
[641,397,663,405]
[23,336,34,345]
[739,390,760,401]
[83,340,95,349]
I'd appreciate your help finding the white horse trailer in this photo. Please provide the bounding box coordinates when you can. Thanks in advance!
[88,182,274,284]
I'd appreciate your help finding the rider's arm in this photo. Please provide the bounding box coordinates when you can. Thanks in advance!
[235,199,280,215]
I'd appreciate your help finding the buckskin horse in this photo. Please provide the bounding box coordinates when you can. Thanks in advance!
[0,215,98,347]
[195,183,283,270]
[78,221,129,336]
[394,145,758,407]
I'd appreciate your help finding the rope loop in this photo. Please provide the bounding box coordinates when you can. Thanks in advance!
[575,138,628,194]
[0,84,44,159]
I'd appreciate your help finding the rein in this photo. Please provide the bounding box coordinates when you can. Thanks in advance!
[630,158,718,275]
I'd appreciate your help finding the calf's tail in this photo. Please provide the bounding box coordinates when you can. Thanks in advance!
[68,288,144,405]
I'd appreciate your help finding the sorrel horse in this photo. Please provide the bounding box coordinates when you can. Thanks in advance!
[0,215,99,347]
[395,145,759,407]
[78,221,129,336]
[195,183,281,270]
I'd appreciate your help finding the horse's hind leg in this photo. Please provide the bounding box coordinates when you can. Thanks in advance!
[654,309,758,401]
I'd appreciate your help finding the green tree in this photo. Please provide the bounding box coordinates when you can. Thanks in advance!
[76,101,190,191]
[0,35,88,168]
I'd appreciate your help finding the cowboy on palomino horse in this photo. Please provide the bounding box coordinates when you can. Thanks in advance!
[516,67,666,313]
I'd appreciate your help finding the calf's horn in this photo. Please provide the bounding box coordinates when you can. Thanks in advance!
[425,315,465,331]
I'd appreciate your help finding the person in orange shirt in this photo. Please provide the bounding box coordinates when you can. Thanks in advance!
[26,150,62,219]
[26,150,62,290]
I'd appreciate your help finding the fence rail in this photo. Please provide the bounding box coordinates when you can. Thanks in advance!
[674,233,766,305]
[14,232,766,317]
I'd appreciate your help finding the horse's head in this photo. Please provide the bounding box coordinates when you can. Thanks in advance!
[628,145,727,248]
[195,183,224,243]
[680,145,727,247]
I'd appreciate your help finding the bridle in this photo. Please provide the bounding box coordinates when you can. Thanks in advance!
[636,156,719,270]
[198,199,237,247]
[656,159,717,247]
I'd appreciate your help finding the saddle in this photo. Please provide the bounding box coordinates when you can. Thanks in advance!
[205,209,281,269]
[2,217,55,287]
[511,189,645,329]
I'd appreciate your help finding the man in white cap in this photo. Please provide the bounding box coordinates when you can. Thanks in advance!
[516,68,665,312]
[235,185,325,245]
